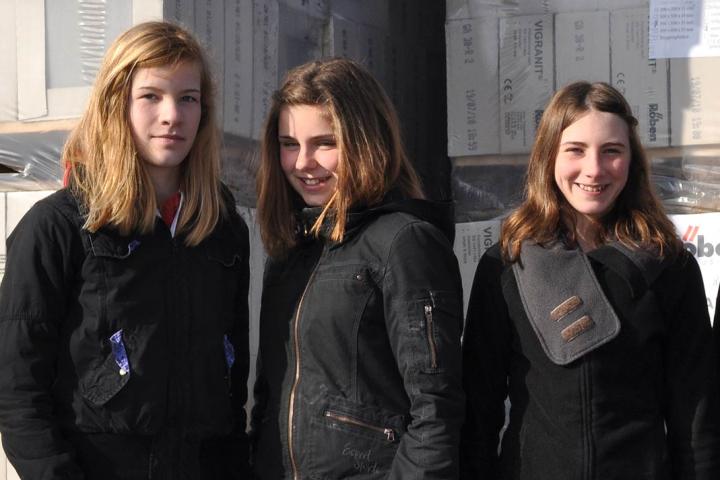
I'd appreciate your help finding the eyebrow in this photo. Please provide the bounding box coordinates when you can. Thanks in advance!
[278,134,335,140]
[560,141,627,148]
[134,86,201,94]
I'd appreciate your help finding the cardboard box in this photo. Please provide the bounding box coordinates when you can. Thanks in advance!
[0,0,17,122]
[252,0,280,139]
[671,212,720,322]
[670,57,720,146]
[610,8,670,147]
[555,11,610,88]
[0,190,55,280]
[453,219,502,314]
[194,0,226,128]
[332,0,389,30]
[279,0,328,19]
[446,17,500,156]
[498,14,554,154]
[224,0,255,138]
[3,0,255,135]
[325,16,389,89]
[446,0,648,20]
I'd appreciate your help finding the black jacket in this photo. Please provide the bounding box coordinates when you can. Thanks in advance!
[461,243,720,480]
[251,199,465,479]
[0,188,250,480]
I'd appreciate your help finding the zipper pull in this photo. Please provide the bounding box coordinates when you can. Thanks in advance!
[384,428,396,442]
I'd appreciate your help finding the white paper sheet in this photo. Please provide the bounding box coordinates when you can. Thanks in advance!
[649,0,720,58]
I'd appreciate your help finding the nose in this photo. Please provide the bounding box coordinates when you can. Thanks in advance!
[582,149,603,178]
[160,98,182,125]
[294,144,317,170]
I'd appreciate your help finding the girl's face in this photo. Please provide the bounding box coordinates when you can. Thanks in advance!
[554,109,631,224]
[278,104,339,207]
[129,61,202,184]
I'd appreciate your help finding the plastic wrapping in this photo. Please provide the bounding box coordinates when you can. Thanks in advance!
[452,155,720,222]
[452,162,526,222]
[652,154,720,213]
[0,131,65,191]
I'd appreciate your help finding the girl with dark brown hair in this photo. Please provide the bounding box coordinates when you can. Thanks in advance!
[461,81,720,480]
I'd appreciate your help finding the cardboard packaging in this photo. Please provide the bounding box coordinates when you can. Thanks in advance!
[0,0,18,122]
[325,15,389,90]
[555,11,610,88]
[0,190,54,280]
[446,0,648,21]
[670,57,720,146]
[498,14,554,154]
[446,16,501,156]
[610,7,670,147]
[224,0,255,138]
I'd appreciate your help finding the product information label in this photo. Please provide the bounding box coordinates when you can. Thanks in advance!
[649,0,720,58]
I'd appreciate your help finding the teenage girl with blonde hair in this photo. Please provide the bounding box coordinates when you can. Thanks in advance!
[0,22,249,479]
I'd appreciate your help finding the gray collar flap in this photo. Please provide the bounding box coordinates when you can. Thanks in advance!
[512,242,621,365]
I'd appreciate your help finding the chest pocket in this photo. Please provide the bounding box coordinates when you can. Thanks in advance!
[300,263,379,367]
[200,234,245,327]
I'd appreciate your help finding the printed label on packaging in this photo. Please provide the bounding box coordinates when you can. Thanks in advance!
[499,14,554,154]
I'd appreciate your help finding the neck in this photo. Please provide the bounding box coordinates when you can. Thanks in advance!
[573,214,601,251]
[149,168,181,205]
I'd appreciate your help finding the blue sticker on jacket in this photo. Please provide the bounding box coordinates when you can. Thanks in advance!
[127,240,141,255]
[109,330,130,376]
[223,335,235,370]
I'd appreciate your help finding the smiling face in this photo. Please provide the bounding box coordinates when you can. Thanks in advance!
[278,104,339,207]
[129,60,202,190]
[554,109,631,231]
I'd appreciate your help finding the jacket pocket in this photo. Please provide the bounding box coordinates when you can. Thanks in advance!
[80,333,132,406]
[306,398,404,479]
[408,290,462,374]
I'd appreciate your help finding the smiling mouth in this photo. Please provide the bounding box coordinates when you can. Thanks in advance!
[576,183,607,193]
[299,176,330,186]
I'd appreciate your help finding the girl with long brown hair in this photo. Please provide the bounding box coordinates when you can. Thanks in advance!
[252,58,464,479]
[461,81,720,479]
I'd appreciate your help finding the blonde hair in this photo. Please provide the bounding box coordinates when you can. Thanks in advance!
[257,58,424,258]
[63,21,224,246]
[501,81,681,262]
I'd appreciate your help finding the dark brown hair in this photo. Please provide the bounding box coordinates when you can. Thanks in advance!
[257,58,424,258]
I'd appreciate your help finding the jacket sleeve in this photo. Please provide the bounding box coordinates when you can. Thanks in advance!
[382,221,465,479]
[0,199,85,479]
[460,246,511,480]
[714,285,720,382]
[662,253,720,479]
[221,202,251,478]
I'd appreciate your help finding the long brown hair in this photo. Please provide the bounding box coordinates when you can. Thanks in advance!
[63,21,223,246]
[257,58,424,258]
[501,81,681,262]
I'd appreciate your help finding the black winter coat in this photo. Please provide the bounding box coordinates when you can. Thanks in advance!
[0,188,250,480]
[251,199,465,479]
[461,243,720,480]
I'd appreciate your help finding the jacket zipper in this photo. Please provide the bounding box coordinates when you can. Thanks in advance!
[288,258,322,480]
[325,410,397,442]
[580,357,593,480]
[424,303,438,369]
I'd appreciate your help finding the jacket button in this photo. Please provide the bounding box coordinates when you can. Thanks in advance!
[355,274,363,281]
